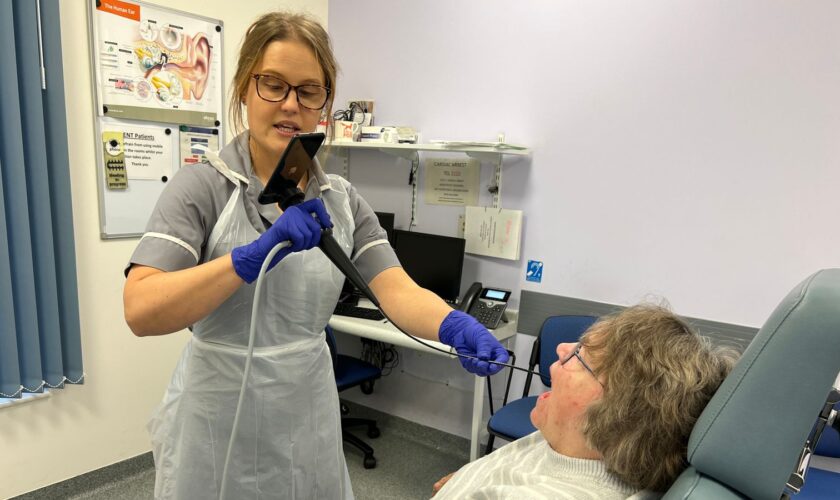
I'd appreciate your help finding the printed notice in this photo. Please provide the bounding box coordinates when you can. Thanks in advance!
[102,131,127,189]
[464,206,523,260]
[104,124,173,180]
[423,158,479,206]
[179,125,219,165]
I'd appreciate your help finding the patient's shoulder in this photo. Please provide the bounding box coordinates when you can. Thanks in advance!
[626,491,662,500]
[493,431,544,455]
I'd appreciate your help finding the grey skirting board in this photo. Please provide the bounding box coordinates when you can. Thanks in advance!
[517,290,758,351]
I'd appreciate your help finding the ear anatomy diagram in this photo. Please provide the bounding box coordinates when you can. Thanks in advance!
[94,1,221,125]
[135,31,210,105]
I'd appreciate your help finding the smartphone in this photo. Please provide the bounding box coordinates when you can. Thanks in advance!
[258,132,326,208]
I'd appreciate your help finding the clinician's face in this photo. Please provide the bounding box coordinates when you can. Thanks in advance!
[244,39,324,172]
[530,338,604,444]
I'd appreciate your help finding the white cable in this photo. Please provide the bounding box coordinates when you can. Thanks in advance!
[217,235,534,498]
[219,240,290,500]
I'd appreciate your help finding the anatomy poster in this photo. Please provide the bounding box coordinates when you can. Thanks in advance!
[93,0,223,127]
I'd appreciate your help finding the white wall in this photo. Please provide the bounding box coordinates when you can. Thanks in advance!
[6,3,838,496]
[328,1,840,437]
[328,0,840,326]
[0,1,327,498]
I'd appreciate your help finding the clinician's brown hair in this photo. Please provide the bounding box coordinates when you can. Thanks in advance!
[581,305,738,492]
[229,11,338,138]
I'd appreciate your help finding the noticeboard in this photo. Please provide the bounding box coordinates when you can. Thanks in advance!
[88,0,224,238]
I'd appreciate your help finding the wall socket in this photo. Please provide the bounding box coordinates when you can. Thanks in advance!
[457,214,465,238]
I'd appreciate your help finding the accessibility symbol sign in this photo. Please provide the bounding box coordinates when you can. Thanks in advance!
[526,260,543,283]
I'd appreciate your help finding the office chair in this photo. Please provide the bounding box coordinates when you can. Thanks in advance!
[325,325,382,469]
[793,398,840,499]
[663,269,840,499]
[484,315,598,454]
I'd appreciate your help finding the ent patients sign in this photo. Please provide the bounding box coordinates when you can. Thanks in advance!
[97,0,141,22]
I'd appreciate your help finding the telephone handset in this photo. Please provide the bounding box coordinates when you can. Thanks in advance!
[458,282,511,329]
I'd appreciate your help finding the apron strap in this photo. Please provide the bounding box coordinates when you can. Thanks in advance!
[195,144,250,187]
[194,144,254,261]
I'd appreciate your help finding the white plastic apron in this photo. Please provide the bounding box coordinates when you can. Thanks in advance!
[148,151,355,499]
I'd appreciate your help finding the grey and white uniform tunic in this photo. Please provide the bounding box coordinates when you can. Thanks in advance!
[128,133,397,279]
[127,132,398,500]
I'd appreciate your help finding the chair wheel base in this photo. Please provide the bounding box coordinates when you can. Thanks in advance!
[363,455,377,469]
[367,425,380,439]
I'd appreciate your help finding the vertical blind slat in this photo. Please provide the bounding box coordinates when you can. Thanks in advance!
[40,0,84,384]
[0,0,22,398]
[13,0,65,388]
[0,158,22,397]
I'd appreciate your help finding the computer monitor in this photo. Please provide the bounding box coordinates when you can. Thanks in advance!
[338,212,397,304]
[374,211,395,246]
[393,229,465,303]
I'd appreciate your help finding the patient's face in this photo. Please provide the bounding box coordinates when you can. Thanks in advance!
[530,339,604,447]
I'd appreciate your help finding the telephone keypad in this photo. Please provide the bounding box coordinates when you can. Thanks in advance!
[472,300,505,328]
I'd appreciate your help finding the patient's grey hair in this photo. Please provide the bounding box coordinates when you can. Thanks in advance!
[581,304,738,492]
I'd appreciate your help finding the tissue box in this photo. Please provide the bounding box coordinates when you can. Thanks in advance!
[360,126,399,143]
[360,126,382,142]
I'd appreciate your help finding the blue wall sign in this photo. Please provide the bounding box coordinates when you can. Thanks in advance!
[526,260,543,283]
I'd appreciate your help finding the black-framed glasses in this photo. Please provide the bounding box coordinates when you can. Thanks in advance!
[251,74,331,110]
[561,343,603,387]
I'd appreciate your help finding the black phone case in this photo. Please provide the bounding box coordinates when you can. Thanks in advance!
[258,132,326,207]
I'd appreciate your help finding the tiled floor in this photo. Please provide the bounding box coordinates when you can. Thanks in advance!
[14,401,470,500]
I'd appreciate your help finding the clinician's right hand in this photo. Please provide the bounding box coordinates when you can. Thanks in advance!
[231,198,332,283]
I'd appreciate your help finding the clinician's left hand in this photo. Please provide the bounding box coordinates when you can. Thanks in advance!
[438,310,510,376]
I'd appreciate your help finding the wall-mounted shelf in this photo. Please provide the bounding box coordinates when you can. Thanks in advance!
[324,140,530,163]
[321,139,530,222]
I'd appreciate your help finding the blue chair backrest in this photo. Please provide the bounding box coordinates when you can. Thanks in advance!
[324,325,338,373]
[815,403,840,458]
[537,315,598,387]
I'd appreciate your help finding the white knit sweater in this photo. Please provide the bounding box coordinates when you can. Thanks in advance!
[433,432,660,500]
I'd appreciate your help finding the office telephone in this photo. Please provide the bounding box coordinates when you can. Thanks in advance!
[458,282,511,329]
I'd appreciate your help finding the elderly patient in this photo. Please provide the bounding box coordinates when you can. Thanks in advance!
[433,304,739,499]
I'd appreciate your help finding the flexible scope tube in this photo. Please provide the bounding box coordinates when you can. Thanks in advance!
[219,236,539,499]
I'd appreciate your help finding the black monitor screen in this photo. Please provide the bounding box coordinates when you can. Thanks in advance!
[339,211,396,303]
[393,229,465,303]
[374,211,395,246]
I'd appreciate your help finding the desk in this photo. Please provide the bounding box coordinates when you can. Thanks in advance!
[329,308,518,461]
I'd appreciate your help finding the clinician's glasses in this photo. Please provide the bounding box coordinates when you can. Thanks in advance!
[251,74,331,110]
[561,343,603,387]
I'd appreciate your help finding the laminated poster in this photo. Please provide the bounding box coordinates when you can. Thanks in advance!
[93,0,223,127]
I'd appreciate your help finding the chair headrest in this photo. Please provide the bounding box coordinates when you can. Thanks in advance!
[686,269,840,499]
[537,315,598,387]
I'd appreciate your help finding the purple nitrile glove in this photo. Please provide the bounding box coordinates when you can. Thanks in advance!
[438,310,510,376]
[231,198,332,284]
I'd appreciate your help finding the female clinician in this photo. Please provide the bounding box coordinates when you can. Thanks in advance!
[123,11,509,500]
